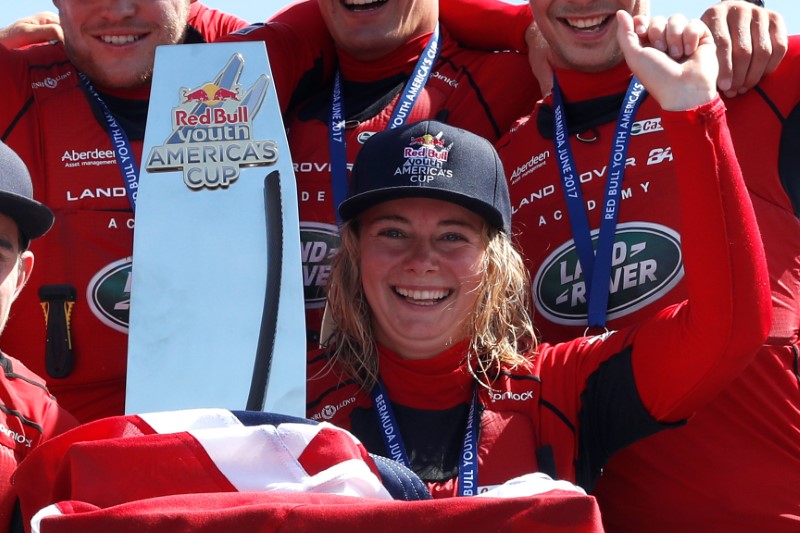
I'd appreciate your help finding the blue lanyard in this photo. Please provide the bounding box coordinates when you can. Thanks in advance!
[329,70,347,226]
[551,75,646,327]
[328,24,441,224]
[370,378,480,497]
[458,386,480,496]
[78,73,140,212]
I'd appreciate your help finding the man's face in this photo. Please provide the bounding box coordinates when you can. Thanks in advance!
[318,0,438,62]
[0,213,32,336]
[54,0,191,89]
[529,0,645,72]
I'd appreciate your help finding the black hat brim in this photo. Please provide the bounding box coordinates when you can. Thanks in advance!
[0,191,54,242]
[339,186,506,232]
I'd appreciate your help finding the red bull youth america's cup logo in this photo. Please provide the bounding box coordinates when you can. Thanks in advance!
[405,133,449,161]
[396,131,453,183]
[145,54,278,189]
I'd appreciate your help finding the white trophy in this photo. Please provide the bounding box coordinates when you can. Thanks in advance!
[127,42,305,416]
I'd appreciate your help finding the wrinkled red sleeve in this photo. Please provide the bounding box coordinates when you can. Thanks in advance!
[218,0,335,113]
[439,0,532,51]
[188,2,249,40]
[632,98,771,421]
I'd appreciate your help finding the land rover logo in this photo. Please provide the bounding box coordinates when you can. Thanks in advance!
[87,257,132,333]
[533,222,683,324]
[300,222,340,308]
[357,131,377,144]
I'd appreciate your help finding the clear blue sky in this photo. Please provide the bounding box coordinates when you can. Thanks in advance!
[3,1,799,34]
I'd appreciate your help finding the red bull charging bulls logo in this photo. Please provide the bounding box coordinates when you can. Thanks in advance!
[396,131,453,182]
[181,84,241,104]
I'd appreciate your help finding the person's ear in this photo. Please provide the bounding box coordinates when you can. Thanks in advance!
[13,251,34,302]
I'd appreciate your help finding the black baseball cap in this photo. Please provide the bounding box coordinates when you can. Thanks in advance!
[339,120,511,233]
[0,142,54,247]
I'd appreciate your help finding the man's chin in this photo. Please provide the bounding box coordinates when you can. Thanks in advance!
[85,69,153,91]
[66,45,153,90]
[557,50,624,73]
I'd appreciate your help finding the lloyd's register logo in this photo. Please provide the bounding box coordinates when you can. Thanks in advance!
[145,54,278,189]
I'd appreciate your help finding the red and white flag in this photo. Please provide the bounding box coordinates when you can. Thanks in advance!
[14,409,604,532]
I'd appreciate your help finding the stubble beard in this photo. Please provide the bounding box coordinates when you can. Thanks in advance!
[63,8,188,90]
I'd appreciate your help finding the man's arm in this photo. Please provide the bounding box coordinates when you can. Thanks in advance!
[439,0,530,51]
[188,1,249,41]
[219,1,337,114]
[0,3,251,49]
[438,0,785,97]
[700,0,788,97]
[0,12,62,49]
[616,11,771,421]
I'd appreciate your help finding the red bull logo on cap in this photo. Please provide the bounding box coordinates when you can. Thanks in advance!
[394,130,454,183]
[409,133,445,148]
[403,132,449,162]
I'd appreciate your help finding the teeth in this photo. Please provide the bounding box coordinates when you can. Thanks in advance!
[395,287,449,303]
[100,35,140,45]
[565,16,608,29]
[342,0,387,8]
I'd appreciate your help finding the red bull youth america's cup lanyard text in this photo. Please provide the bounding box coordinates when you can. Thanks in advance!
[551,75,646,328]
[79,72,141,211]
[371,378,480,497]
[328,25,441,224]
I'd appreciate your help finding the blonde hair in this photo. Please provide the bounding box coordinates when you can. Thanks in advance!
[322,218,537,390]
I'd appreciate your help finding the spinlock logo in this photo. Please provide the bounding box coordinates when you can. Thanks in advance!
[87,257,132,333]
[489,390,534,402]
[431,71,458,87]
[0,424,32,448]
[300,222,340,308]
[533,222,684,324]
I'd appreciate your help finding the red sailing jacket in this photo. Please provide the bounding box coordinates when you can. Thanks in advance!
[0,6,248,423]
[499,41,800,531]
[0,352,76,529]
[307,100,770,499]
